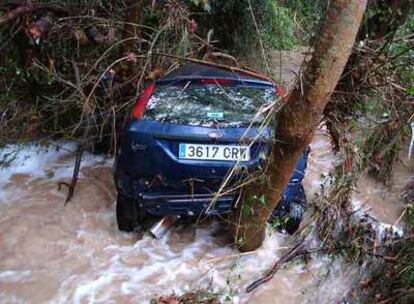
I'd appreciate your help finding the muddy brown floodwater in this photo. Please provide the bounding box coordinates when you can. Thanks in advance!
[1,129,411,304]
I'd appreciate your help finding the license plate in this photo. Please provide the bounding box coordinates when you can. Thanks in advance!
[179,143,250,161]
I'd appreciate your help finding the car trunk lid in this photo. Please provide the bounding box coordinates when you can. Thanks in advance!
[118,120,271,181]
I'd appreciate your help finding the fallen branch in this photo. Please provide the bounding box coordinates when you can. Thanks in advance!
[245,230,408,294]
[0,2,70,25]
[246,241,308,293]
[57,60,90,206]
[58,146,83,206]
[152,51,272,82]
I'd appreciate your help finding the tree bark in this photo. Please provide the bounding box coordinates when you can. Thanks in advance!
[232,0,368,252]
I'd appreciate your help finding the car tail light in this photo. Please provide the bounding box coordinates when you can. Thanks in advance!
[131,83,156,119]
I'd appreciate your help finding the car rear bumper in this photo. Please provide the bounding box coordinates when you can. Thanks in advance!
[141,192,235,217]
[114,146,310,218]
[114,165,237,217]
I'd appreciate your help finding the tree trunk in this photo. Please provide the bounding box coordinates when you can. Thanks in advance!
[231,0,368,252]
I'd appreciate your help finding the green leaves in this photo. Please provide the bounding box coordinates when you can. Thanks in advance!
[258,194,266,206]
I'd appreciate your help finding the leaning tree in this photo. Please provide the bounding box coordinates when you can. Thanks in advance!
[232,0,368,252]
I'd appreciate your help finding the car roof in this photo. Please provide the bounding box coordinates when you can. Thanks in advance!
[156,63,274,87]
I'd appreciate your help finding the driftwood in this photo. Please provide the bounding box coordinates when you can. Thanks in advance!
[246,241,308,293]
[58,147,83,206]
[57,60,91,206]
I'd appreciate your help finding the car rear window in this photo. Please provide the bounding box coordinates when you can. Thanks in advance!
[144,82,277,127]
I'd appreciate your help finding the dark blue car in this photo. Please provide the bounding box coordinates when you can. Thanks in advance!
[114,63,308,234]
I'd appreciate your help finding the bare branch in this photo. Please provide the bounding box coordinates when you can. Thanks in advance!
[0,2,71,25]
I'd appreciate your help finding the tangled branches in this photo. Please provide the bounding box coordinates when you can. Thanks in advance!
[324,3,413,184]
[0,1,209,151]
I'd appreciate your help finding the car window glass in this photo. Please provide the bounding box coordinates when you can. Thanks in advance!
[144,82,277,127]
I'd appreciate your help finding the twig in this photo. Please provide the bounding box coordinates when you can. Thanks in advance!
[393,208,407,227]
[0,23,23,51]
[376,287,414,304]
[152,51,272,81]
[206,251,258,264]
[246,0,272,77]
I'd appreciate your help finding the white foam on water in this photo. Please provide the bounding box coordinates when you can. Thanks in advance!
[0,142,75,183]
[0,270,32,281]
[0,141,113,203]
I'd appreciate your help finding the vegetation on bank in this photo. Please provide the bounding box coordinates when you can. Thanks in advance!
[0,0,305,149]
[312,3,414,302]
